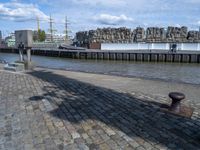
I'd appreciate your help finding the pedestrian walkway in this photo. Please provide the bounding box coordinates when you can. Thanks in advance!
[0,69,199,150]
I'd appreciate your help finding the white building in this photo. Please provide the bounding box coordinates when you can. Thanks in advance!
[5,33,15,47]
[45,33,65,43]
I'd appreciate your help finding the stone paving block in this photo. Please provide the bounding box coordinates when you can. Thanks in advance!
[136,146,147,150]
[99,142,111,150]
[71,131,81,139]
[0,70,199,150]
[64,143,79,150]
[105,139,119,150]
[78,143,89,150]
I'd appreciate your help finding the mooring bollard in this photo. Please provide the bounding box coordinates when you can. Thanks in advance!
[168,92,185,113]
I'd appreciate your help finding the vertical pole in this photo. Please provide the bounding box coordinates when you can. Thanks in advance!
[27,48,31,69]
[49,14,54,42]
[37,17,40,41]
[19,49,23,61]
[65,16,68,41]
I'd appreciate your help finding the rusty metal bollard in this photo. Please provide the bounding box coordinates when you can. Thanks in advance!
[168,92,185,113]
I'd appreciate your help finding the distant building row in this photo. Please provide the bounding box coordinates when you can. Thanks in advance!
[75,26,200,48]
[0,30,67,48]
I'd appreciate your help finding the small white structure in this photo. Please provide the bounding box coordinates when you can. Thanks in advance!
[15,30,33,48]
[101,43,200,51]
[4,30,34,71]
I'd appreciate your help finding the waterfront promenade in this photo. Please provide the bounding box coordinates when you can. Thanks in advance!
[0,66,200,149]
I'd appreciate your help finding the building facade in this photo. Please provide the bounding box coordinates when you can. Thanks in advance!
[5,33,15,47]
[76,26,200,49]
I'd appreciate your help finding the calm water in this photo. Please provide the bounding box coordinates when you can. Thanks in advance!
[0,53,200,85]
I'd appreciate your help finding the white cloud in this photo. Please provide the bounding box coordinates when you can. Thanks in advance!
[72,0,126,7]
[94,14,133,25]
[0,0,200,35]
[0,2,49,22]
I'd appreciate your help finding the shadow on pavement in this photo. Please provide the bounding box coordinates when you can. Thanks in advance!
[28,70,200,149]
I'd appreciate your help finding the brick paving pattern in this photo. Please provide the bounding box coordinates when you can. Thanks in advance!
[0,69,199,150]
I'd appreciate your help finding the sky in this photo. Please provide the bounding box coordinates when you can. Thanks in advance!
[0,0,200,37]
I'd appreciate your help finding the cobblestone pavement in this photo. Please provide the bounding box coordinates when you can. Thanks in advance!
[0,69,200,150]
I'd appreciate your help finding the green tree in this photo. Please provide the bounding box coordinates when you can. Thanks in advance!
[33,31,38,42]
[38,29,46,42]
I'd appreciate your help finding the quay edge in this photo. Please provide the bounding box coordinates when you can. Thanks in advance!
[0,48,200,63]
